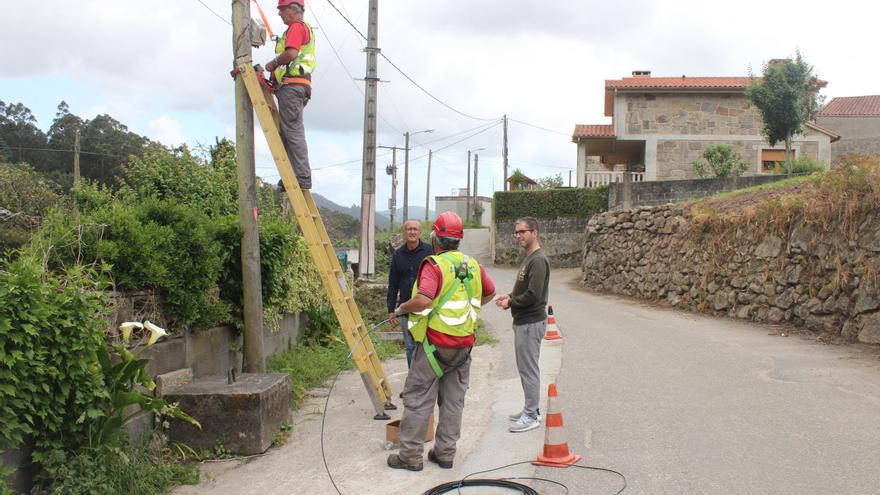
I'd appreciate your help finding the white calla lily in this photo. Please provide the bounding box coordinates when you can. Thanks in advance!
[144,321,168,346]
[118,322,143,343]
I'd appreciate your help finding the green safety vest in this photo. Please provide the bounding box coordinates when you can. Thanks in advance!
[274,21,316,82]
[407,251,483,344]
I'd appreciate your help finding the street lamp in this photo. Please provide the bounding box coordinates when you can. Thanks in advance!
[403,128,434,220]
[466,147,485,223]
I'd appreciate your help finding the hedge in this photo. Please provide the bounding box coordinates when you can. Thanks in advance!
[493,186,608,221]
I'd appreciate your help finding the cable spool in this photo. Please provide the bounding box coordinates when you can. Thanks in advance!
[422,479,539,495]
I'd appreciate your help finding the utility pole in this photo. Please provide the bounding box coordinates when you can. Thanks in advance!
[473,153,479,224]
[466,150,472,222]
[403,131,410,221]
[232,0,265,372]
[379,145,402,228]
[73,129,81,188]
[425,149,432,223]
[568,170,572,187]
[358,0,380,278]
[502,114,509,191]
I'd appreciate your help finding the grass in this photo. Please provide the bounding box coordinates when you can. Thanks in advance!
[688,174,815,203]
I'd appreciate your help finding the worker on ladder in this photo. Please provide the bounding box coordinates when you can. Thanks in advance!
[264,0,315,191]
[387,212,496,471]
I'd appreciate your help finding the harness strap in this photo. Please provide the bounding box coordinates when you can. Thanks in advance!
[419,252,476,378]
[282,76,312,86]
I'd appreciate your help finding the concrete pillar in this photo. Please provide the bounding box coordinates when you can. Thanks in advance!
[644,137,658,181]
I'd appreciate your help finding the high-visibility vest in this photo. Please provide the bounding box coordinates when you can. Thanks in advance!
[274,21,316,82]
[407,251,482,343]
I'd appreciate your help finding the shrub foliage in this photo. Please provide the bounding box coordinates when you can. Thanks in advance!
[493,186,608,221]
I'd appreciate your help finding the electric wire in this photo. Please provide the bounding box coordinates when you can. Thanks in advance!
[3,146,126,159]
[322,0,499,122]
[408,120,501,163]
[310,9,405,135]
[508,118,571,137]
[193,0,232,26]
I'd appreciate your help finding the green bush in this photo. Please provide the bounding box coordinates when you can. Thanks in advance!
[0,256,109,468]
[0,163,59,251]
[493,186,608,221]
[38,437,198,495]
[692,144,748,178]
[791,156,827,174]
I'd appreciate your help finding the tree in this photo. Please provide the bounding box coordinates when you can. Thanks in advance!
[746,51,824,176]
[536,173,564,189]
[0,100,49,167]
[508,168,528,190]
[691,144,748,179]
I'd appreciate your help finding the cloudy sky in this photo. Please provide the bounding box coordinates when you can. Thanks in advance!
[2,0,876,211]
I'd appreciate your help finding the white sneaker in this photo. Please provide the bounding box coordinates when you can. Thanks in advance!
[508,410,541,422]
[509,414,541,433]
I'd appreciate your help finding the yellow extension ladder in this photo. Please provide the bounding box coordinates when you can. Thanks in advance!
[237,62,395,419]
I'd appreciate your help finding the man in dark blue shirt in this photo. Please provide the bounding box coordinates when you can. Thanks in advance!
[387,219,433,367]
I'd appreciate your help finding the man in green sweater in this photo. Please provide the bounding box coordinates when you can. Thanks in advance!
[495,217,550,433]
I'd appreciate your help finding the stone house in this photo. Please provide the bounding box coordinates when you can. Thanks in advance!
[573,71,839,187]
[816,95,880,163]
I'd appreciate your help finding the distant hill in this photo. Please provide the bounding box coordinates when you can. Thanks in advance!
[379,206,435,224]
[311,193,390,229]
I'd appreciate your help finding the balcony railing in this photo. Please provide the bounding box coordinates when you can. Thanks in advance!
[584,171,644,188]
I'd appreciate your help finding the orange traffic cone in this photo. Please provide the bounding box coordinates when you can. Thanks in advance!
[533,384,581,467]
[543,305,562,340]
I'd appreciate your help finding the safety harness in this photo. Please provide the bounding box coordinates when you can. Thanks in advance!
[420,252,475,378]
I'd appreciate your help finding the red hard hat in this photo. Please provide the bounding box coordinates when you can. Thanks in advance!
[277,0,304,8]
[433,212,464,239]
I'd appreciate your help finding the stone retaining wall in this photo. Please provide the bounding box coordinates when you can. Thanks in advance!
[495,217,591,267]
[581,205,880,343]
[608,174,792,211]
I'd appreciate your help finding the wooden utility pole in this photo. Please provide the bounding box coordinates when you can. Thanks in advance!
[466,150,472,222]
[473,153,479,224]
[403,131,410,221]
[425,149,432,223]
[73,129,81,188]
[502,114,509,191]
[232,0,265,372]
[358,0,380,278]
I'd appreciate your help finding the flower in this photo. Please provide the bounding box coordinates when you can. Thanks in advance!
[144,321,168,346]
[118,322,143,343]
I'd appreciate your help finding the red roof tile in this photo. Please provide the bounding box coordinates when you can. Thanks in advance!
[573,124,615,139]
[606,76,753,91]
[818,95,880,117]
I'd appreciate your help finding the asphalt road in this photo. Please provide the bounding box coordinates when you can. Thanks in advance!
[479,267,880,495]
[174,266,880,495]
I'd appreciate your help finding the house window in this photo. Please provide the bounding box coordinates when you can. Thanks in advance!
[761,149,795,173]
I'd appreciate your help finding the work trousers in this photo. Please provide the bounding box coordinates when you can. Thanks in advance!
[398,343,472,464]
[513,320,545,418]
[276,84,311,189]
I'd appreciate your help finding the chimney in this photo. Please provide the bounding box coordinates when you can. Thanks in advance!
[631,70,651,78]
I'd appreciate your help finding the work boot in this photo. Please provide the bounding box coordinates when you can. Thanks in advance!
[387,454,423,471]
[427,449,453,469]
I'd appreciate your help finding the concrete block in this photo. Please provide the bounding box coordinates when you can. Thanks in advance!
[156,368,194,397]
[164,373,291,455]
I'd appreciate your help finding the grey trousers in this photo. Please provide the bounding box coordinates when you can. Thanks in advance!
[276,84,311,189]
[399,343,471,464]
[514,320,545,418]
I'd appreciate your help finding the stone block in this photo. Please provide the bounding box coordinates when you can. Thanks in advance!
[857,313,880,344]
[165,373,292,455]
[156,368,193,397]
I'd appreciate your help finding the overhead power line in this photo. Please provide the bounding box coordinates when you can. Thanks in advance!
[3,146,126,159]
[508,118,571,137]
[194,0,232,26]
[322,0,499,122]
[409,120,501,162]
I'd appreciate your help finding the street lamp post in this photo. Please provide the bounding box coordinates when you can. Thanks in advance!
[403,128,434,220]
[466,147,485,223]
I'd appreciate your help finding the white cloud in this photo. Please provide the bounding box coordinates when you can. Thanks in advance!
[2,0,878,208]
[148,116,186,147]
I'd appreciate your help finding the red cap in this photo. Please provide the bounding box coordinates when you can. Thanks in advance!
[433,212,464,239]
[277,0,304,8]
